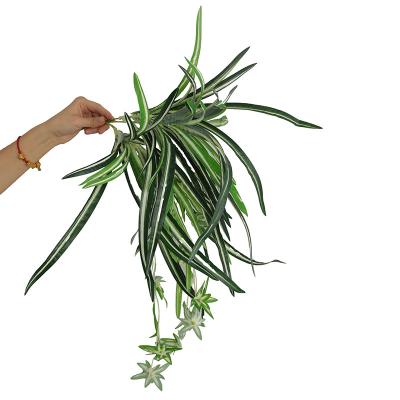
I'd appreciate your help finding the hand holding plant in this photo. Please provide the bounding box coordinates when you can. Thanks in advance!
[43,96,114,145]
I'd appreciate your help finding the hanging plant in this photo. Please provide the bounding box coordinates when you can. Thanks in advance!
[24,6,321,391]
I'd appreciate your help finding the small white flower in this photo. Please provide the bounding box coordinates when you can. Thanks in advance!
[176,302,206,340]
[131,360,169,391]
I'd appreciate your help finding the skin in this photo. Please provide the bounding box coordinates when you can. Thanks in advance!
[0,96,114,194]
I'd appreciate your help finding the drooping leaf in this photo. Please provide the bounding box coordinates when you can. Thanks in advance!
[146,131,176,269]
[138,135,158,300]
[62,131,123,179]
[62,151,118,180]
[188,151,232,262]
[199,121,267,215]
[80,145,128,187]
[24,184,107,294]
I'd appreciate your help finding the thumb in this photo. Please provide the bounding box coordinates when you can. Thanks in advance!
[77,116,106,128]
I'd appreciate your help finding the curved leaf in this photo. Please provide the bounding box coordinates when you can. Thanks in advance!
[62,152,118,180]
[188,151,232,262]
[24,184,107,294]
[173,46,250,109]
[159,242,195,298]
[62,132,123,179]
[225,102,322,129]
[80,145,128,187]
[200,121,266,215]
[202,63,257,100]
[146,88,179,132]
[125,112,138,140]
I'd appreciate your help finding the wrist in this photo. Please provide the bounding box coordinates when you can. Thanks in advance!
[37,121,64,147]
[20,122,60,163]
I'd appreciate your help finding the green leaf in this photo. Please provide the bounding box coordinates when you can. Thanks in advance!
[172,131,233,261]
[225,241,284,266]
[138,135,157,300]
[133,72,150,135]
[173,46,250,109]
[184,57,205,101]
[161,228,219,282]
[159,242,195,298]
[62,131,123,179]
[168,127,230,226]
[224,102,322,129]
[175,284,183,318]
[176,6,202,96]
[82,150,130,188]
[229,195,255,275]
[24,184,107,295]
[139,130,156,178]
[202,63,257,100]
[207,115,229,127]
[200,121,267,215]
[80,145,128,187]
[185,262,192,293]
[164,213,244,294]
[62,151,118,180]
[213,226,234,296]
[178,65,197,103]
[200,47,250,95]
[230,183,248,216]
[125,112,138,140]
[146,131,176,269]
[146,88,179,131]
[189,134,248,215]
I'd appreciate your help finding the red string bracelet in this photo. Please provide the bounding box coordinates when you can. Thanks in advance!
[16,136,41,171]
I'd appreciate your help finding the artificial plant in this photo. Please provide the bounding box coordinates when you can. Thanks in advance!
[24,6,321,391]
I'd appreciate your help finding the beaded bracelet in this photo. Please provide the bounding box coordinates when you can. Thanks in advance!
[16,136,41,171]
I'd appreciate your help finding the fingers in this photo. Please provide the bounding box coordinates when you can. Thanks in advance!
[84,124,110,135]
[77,96,114,121]
[73,96,114,136]
[76,115,106,129]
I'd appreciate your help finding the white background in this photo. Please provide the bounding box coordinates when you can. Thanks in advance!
[1,0,399,398]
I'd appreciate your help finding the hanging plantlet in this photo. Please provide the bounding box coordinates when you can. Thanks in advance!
[24,6,321,391]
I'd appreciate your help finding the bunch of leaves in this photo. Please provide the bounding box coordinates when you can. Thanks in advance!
[23,6,321,391]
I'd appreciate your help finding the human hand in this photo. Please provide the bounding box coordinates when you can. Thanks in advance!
[43,96,114,145]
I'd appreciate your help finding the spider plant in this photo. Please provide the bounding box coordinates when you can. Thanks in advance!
[24,6,321,391]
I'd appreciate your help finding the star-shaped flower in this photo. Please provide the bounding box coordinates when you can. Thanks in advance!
[175,302,206,340]
[159,333,183,351]
[131,360,169,391]
[191,279,217,318]
[138,343,172,364]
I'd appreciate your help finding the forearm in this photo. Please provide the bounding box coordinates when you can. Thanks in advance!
[0,122,59,194]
